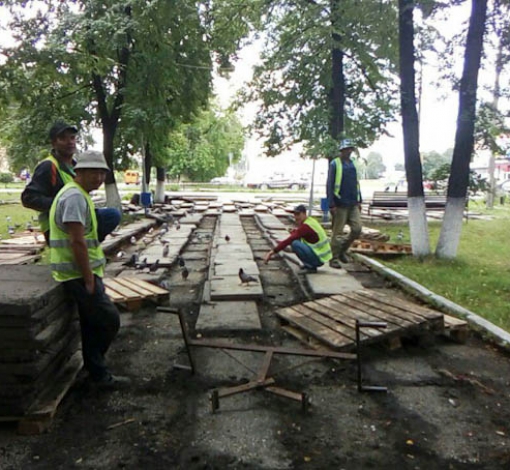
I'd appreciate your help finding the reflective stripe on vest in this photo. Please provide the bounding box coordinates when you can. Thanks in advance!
[302,217,333,263]
[38,155,75,233]
[332,157,362,202]
[49,181,105,282]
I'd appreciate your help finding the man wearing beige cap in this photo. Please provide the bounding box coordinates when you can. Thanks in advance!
[49,150,130,389]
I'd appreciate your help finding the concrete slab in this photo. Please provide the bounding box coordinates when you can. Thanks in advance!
[180,214,203,225]
[306,266,363,295]
[214,261,259,276]
[196,301,261,331]
[210,276,263,300]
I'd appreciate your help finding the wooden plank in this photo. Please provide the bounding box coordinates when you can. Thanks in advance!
[103,279,142,300]
[104,286,124,302]
[281,325,325,350]
[290,304,364,341]
[112,277,163,297]
[339,291,429,325]
[299,301,383,338]
[322,292,416,328]
[129,278,169,295]
[312,297,401,335]
[276,307,352,348]
[358,290,443,321]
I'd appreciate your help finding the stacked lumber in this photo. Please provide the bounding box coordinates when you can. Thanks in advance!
[0,231,45,265]
[0,266,81,427]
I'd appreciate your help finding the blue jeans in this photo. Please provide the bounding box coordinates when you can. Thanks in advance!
[95,208,121,242]
[291,240,323,269]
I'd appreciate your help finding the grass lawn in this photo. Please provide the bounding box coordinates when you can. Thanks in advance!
[366,202,510,331]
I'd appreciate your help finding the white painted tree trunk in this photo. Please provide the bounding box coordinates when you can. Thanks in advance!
[105,182,122,210]
[435,198,466,258]
[407,197,430,256]
[154,180,165,203]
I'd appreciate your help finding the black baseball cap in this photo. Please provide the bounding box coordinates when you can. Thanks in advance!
[49,121,78,141]
[293,204,307,214]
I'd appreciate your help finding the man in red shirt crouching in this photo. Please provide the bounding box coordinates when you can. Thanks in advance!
[264,204,333,274]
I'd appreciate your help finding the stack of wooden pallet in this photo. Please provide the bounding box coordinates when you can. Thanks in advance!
[0,266,82,433]
[0,231,45,265]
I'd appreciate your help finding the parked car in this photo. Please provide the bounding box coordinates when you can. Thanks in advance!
[209,176,238,185]
[245,174,309,190]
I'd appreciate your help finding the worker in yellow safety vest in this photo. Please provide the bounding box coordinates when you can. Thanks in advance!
[264,204,332,274]
[49,150,130,390]
[22,120,120,243]
[326,139,362,269]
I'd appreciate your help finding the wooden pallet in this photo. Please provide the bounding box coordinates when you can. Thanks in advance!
[275,289,444,351]
[0,252,41,265]
[103,276,169,311]
[0,351,83,435]
[443,314,469,343]
[351,239,412,255]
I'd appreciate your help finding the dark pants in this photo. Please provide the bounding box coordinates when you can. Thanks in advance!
[63,276,120,381]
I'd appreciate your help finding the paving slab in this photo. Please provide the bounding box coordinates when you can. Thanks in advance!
[180,214,203,225]
[210,276,263,300]
[213,261,259,276]
[305,265,363,295]
[196,301,261,331]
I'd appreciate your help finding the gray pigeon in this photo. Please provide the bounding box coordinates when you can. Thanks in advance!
[149,259,160,272]
[239,268,257,286]
[162,243,169,258]
[181,266,189,280]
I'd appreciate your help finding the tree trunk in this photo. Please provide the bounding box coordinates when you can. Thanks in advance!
[102,121,122,209]
[329,0,345,141]
[155,166,166,203]
[436,0,487,259]
[399,0,430,256]
[486,35,504,209]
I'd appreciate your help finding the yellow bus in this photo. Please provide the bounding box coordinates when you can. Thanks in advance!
[124,170,140,185]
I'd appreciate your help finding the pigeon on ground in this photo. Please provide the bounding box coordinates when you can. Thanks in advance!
[181,266,189,280]
[238,268,257,286]
[148,227,154,234]
[130,236,137,244]
[149,259,160,273]
[136,257,148,270]
[177,256,185,267]
[225,235,230,242]
[175,222,181,230]
[8,226,15,235]
[123,253,138,267]
[116,251,125,259]
[397,230,404,242]
[161,222,169,231]
[5,216,11,222]
[162,243,169,258]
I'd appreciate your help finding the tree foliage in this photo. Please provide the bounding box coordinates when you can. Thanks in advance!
[165,107,244,182]
[421,149,452,179]
[241,0,400,159]
[363,152,386,179]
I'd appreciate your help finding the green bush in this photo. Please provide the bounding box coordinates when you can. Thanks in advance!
[0,173,14,186]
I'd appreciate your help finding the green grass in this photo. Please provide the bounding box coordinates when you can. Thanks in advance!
[367,202,510,331]
[0,202,36,238]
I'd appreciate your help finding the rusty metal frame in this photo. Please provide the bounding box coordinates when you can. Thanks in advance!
[157,307,387,412]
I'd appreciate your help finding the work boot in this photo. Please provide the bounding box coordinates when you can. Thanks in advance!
[338,252,349,264]
[329,259,342,269]
[298,266,317,274]
[93,374,132,390]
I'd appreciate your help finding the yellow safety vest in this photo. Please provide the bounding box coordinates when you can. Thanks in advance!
[332,157,362,202]
[37,155,75,233]
[49,181,105,282]
[302,217,333,263]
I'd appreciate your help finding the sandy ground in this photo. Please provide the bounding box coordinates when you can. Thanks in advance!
[1,214,510,470]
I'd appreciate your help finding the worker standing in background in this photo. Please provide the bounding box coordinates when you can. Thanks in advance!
[21,121,120,243]
[327,139,362,269]
[49,150,130,389]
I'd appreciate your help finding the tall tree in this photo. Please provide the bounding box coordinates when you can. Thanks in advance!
[436,0,488,258]
[399,0,430,256]
[244,0,399,158]
[0,0,255,206]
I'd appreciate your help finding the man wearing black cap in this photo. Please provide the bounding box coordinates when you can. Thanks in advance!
[264,204,332,274]
[21,120,120,243]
